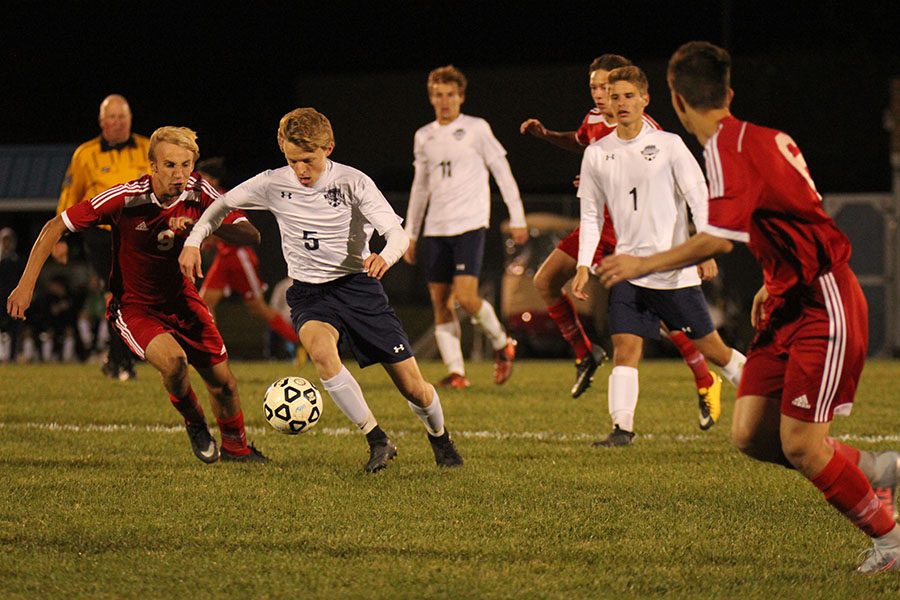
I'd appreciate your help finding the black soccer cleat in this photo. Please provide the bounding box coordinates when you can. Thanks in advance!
[364,439,398,473]
[221,443,270,463]
[592,425,635,448]
[571,345,608,399]
[186,421,220,464]
[428,430,464,468]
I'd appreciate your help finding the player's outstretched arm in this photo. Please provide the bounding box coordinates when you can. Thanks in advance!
[519,118,583,153]
[6,216,69,319]
[597,233,733,289]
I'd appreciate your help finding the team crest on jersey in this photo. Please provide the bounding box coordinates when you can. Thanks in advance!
[641,145,660,161]
[453,128,466,140]
[324,186,346,207]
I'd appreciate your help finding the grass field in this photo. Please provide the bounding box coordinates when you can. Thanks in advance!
[3,358,900,599]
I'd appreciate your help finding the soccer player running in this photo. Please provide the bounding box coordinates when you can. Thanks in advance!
[521,55,723,420]
[597,41,900,572]
[194,158,304,364]
[179,108,463,473]
[572,66,745,447]
[8,127,268,464]
[403,65,527,389]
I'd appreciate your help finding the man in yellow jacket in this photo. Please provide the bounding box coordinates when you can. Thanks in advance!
[57,94,150,380]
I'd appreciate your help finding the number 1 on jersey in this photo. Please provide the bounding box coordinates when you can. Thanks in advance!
[629,187,637,210]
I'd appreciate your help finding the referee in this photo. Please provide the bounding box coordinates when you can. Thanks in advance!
[57,94,150,380]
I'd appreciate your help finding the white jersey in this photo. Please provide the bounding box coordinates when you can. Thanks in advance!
[185,160,403,284]
[406,113,526,238]
[577,123,709,290]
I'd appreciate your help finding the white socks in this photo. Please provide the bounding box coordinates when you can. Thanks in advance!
[435,320,465,375]
[608,366,639,432]
[473,300,508,351]
[407,388,446,437]
[320,366,377,434]
[721,348,746,387]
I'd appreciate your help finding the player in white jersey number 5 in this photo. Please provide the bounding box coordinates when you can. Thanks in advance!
[403,65,528,389]
[179,108,463,473]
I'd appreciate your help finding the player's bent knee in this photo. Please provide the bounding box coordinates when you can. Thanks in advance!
[158,354,189,380]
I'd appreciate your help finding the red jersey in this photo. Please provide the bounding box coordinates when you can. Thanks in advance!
[61,173,246,306]
[702,116,851,297]
[576,109,661,146]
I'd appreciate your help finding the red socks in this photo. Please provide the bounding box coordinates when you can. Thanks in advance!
[547,295,591,361]
[169,388,205,426]
[811,450,895,538]
[269,314,299,344]
[217,411,250,457]
[667,330,714,389]
[825,437,861,465]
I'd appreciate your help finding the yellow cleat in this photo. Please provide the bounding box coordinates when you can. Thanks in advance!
[697,372,723,430]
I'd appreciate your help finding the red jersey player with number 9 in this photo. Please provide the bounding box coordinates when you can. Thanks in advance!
[597,41,900,573]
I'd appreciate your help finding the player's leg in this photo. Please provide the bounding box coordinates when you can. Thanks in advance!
[661,323,719,423]
[144,332,219,463]
[383,357,463,468]
[534,247,603,398]
[453,274,517,385]
[688,330,745,387]
[783,416,900,572]
[429,281,468,387]
[827,438,900,521]
[300,319,392,471]
[594,332,642,447]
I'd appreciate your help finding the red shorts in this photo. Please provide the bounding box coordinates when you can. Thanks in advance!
[738,265,868,423]
[200,247,265,300]
[108,288,228,368]
[556,225,617,269]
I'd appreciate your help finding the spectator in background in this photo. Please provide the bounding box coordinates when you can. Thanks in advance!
[195,158,304,364]
[0,228,24,362]
[57,94,151,380]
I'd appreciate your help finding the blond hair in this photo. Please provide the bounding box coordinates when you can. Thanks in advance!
[427,65,467,95]
[608,66,650,95]
[277,108,334,152]
[149,126,199,161]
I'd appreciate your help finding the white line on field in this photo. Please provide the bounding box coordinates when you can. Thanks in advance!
[1,421,899,444]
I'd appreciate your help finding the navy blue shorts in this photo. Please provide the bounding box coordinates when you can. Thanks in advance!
[608,282,715,340]
[286,273,414,368]
[424,228,486,283]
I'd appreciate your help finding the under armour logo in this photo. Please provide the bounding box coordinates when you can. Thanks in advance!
[393,344,405,353]
[681,326,692,334]
[605,154,615,160]
[281,191,292,199]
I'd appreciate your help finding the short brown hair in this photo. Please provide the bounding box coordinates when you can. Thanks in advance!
[277,108,334,152]
[589,54,632,74]
[427,65,467,95]
[149,126,199,162]
[608,66,649,95]
[667,41,731,110]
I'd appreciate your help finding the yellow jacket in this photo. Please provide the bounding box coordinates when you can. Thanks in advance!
[56,134,152,219]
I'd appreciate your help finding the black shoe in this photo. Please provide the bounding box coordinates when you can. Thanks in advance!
[428,430,464,468]
[571,346,607,398]
[101,360,119,379]
[592,425,635,448]
[221,443,269,463]
[365,439,398,473]
[117,363,137,381]
[186,421,220,464]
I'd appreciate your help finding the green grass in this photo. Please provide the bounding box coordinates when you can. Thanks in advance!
[2,359,900,599]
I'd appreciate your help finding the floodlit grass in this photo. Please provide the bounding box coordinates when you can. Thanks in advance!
[2,359,900,598]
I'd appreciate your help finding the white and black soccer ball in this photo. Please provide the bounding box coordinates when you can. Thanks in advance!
[263,376,323,435]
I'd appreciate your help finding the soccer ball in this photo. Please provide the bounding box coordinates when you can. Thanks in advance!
[263,376,323,435]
